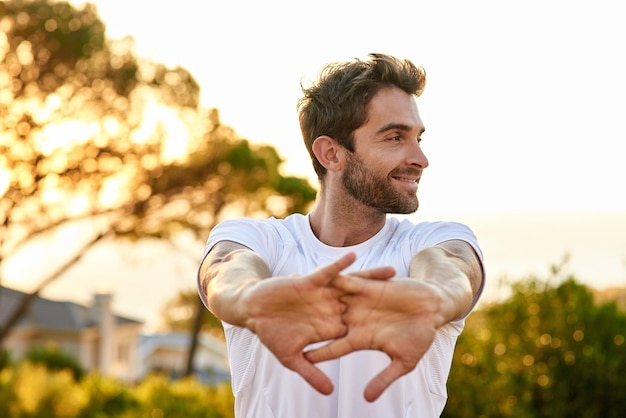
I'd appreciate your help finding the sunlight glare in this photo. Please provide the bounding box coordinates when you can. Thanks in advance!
[36,119,100,155]
[98,169,134,208]
[40,187,63,204]
[15,40,33,66]
[131,100,190,163]
[44,92,62,110]
[102,115,120,136]
[67,194,90,216]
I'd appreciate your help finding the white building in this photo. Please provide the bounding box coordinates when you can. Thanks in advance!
[0,286,230,384]
[0,286,142,382]
[138,331,230,384]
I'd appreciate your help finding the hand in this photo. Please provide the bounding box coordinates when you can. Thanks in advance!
[241,252,395,395]
[305,275,445,402]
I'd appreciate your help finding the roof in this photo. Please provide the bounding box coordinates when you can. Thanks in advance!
[0,286,142,332]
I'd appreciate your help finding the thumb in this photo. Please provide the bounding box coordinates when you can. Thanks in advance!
[310,252,357,286]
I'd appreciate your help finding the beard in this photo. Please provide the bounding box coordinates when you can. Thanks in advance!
[341,151,420,214]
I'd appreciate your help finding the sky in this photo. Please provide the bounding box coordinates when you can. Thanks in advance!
[5,0,626,330]
[72,0,626,216]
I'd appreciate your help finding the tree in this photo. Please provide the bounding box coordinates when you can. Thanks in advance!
[443,265,626,418]
[0,0,317,362]
[160,289,224,338]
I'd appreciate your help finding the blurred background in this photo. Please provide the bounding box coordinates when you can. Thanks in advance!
[0,1,624,416]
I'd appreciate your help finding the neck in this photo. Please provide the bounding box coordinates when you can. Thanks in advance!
[309,187,387,247]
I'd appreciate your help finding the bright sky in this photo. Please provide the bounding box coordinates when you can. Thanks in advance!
[74,0,626,216]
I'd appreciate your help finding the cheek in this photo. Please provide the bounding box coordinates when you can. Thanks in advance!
[365,152,398,175]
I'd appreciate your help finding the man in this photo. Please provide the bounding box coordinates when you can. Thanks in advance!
[197,53,485,417]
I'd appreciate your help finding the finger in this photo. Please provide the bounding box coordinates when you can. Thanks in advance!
[289,357,335,395]
[363,359,411,402]
[310,252,357,286]
[350,266,396,281]
[331,267,395,294]
[304,337,360,364]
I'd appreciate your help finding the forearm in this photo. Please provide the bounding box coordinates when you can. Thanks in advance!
[198,240,270,327]
[409,240,482,323]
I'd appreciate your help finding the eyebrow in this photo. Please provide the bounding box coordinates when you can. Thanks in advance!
[375,123,425,136]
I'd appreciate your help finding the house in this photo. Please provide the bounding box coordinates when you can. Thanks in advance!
[0,286,143,382]
[138,331,230,384]
[0,286,231,384]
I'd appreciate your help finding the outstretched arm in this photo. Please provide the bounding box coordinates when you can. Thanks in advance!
[198,241,395,395]
[305,239,483,402]
[408,239,483,321]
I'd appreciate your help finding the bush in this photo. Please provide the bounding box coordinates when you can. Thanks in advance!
[444,276,626,418]
[0,362,87,417]
[0,365,235,417]
[76,373,140,418]
[25,345,84,380]
[134,374,234,418]
[0,348,10,370]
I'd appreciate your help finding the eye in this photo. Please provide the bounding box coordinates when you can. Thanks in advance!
[417,137,423,145]
[387,135,402,142]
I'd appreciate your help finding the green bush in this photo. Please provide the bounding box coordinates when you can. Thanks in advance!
[24,345,84,380]
[0,362,87,417]
[0,365,235,417]
[0,348,10,370]
[134,374,234,418]
[76,373,140,418]
[444,276,626,418]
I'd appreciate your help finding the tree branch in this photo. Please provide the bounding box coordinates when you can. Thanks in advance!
[0,226,114,343]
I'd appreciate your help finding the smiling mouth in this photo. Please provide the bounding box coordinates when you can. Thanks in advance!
[391,172,421,185]
[391,176,420,192]
[390,168,422,183]
[392,176,419,184]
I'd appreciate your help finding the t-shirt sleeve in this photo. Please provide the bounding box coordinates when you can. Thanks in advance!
[196,218,280,310]
[202,218,279,262]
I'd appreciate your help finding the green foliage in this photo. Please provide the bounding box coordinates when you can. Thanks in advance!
[0,348,10,370]
[0,0,108,97]
[0,0,316,344]
[25,345,84,380]
[0,364,235,417]
[134,374,233,418]
[1,0,316,253]
[75,373,139,418]
[0,362,88,418]
[444,272,626,418]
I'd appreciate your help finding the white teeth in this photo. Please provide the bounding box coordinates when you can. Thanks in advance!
[395,177,416,183]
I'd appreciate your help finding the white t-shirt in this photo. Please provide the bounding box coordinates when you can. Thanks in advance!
[199,214,485,418]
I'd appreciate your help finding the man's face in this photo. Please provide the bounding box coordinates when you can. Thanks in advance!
[342,86,429,214]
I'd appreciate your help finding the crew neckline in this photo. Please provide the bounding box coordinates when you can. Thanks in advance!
[301,213,393,258]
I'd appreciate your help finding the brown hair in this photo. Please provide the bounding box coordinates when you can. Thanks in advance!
[297,53,426,180]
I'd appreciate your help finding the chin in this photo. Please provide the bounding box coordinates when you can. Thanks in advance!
[389,202,419,215]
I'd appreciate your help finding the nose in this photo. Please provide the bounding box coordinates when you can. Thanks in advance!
[407,140,429,169]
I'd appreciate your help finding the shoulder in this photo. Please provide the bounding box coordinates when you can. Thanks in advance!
[388,217,482,259]
[205,214,307,273]
[388,217,477,243]
[214,213,305,230]
[207,214,307,250]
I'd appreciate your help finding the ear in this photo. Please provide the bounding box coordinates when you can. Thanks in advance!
[312,135,343,172]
